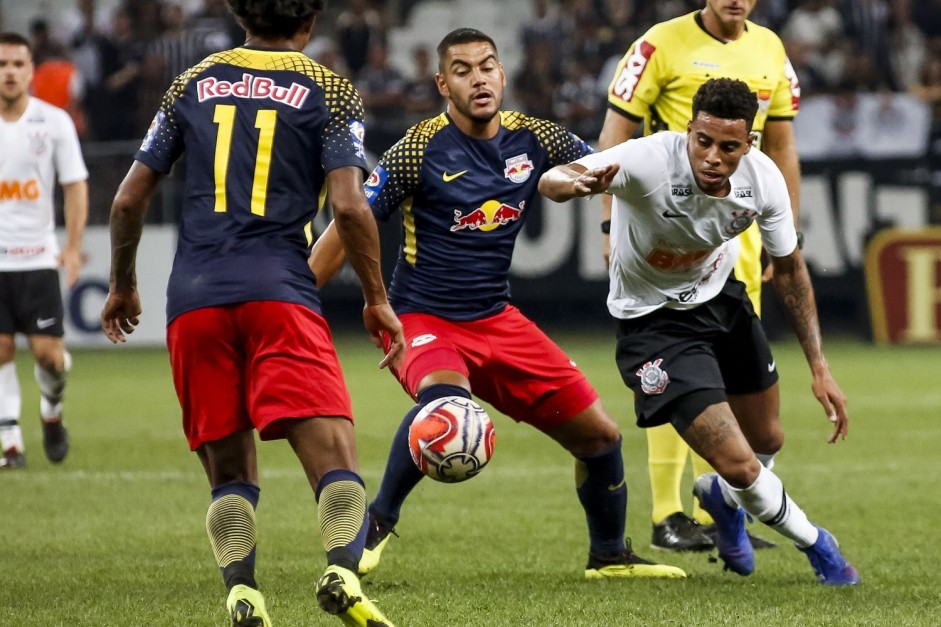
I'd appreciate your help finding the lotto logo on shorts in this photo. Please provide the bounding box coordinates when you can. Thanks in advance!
[636,358,669,395]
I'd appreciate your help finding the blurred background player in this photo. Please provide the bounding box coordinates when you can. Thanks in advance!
[311,28,685,581]
[0,32,88,469]
[539,77,858,586]
[596,0,800,552]
[100,1,404,625]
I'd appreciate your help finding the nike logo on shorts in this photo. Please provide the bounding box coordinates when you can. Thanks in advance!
[36,317,57,329]
[442,170,468,182]
[768,360,776,372]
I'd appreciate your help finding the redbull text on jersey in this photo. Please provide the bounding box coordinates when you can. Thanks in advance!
[0,179,40,202]
[196,73,311,109]
[611,39,656,103]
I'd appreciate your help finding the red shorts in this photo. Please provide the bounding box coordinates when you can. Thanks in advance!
[391,305,598,431]
[166,302,353,450]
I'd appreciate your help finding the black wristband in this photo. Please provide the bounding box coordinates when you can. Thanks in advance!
[796,230,804,250]
[601,219,611,234]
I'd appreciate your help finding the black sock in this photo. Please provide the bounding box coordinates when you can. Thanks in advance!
[575,437,627,556]
[370,384,472,524]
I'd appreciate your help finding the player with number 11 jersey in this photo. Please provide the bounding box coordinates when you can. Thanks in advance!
[103,2,403,624]
[136,47,368,323]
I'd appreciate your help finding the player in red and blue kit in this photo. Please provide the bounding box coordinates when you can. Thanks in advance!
[311,28,684,581]
[100,1,402,625]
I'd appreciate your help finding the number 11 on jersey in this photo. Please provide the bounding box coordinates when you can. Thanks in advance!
[212,104,277,217]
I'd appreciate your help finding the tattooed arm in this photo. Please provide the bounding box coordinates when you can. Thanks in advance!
[771,250,849,443]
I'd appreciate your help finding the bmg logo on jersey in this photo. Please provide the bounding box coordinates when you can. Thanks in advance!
[196,73,311,109]
[451,200,525,232]
[0,179,40,202]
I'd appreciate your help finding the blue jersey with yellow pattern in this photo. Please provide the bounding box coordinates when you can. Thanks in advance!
[135,46,368,323]
[366,111,591,321]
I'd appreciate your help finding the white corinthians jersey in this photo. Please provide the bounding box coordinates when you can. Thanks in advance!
[0,98,88,271]
[576,131,797,319]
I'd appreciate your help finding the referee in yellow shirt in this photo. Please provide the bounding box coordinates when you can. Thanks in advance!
[598,0,802,552]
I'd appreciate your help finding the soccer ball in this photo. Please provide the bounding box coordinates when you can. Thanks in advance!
[408,396,496,483]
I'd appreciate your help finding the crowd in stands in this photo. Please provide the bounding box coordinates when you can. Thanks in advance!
[3,0,941,154]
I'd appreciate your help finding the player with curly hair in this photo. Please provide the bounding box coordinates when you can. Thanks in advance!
[539,78,859,586]
[102,1,403,624]
[597,0,803,553]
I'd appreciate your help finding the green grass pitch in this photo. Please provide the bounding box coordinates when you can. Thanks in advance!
[2,334,940,626]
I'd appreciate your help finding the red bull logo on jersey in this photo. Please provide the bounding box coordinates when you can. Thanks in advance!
[196,73,311,109]
[0,179,40,202]
[504,154,534,183]
[450,200,525,232]
[611,39,655,103]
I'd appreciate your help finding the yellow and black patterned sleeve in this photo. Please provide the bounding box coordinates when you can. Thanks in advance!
[506,112,593,166]
[134,58,215,172]
[237,52,370,173]
[367,115,447,221]
[319,72,369,173]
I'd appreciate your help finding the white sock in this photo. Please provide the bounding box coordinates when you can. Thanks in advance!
[0,361,23,452]
[726,465,819,547]
[755,452,776,470]
[35,351,70,420]
[715,475,737,508]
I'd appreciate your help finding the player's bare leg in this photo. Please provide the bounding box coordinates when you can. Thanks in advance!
[682,403,858,584]
[0,335,25,468]
[28,335,70,462]
[549,400,685,578]
[728,384,783,466]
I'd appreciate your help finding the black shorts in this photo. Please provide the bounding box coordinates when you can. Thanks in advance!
[615,278,778,429]
[0,269,65,336]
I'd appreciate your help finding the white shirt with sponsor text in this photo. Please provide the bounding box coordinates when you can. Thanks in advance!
[0,97,88,271]
[575,131,797,319]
